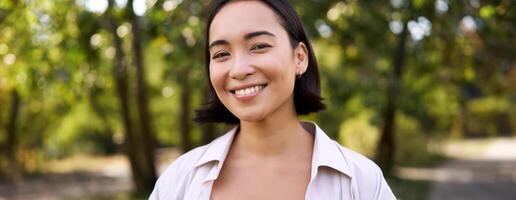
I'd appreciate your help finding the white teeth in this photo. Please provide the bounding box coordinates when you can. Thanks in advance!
[234,85,264,96]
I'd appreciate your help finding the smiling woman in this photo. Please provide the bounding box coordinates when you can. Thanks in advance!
[149,0,396,199]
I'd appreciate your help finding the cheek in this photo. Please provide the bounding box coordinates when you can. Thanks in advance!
[209,65,224,88]
[262,54,296,83]
[209,64,232,104]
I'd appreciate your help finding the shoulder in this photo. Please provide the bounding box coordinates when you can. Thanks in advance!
[334,142,396,200]
[149,144,209,199]
[161,144,208,179]
[334,141,382,179]
[149,127,238,199]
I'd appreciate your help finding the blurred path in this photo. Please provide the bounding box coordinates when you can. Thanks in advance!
[0,148,180,200]
[0,171,132,200]
[428,137,516,200]
[427,159,516,200]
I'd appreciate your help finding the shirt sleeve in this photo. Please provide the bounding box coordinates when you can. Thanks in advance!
[148,162,179,200]
[338,145,396,200]
[148,182,159,200]
[148,154,190,200]
[374,168,396,200]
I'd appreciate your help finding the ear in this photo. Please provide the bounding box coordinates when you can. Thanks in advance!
[294,42,309,75]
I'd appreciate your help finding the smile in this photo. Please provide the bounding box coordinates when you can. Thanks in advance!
[230,84,267,100]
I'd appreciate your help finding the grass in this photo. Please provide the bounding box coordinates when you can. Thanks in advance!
[387,176,432,200]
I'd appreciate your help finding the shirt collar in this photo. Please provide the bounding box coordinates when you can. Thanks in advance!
[194,126,238,168]
[308,122,352,178]
[193,122,352,181]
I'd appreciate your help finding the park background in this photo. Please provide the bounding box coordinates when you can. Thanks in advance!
[0,0,515,199]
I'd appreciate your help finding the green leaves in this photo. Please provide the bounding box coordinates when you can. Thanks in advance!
[480,5,496,19]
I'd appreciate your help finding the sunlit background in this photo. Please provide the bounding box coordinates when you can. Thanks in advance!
[0,0,515,199]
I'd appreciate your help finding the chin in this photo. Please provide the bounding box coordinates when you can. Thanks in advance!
[234,111,266,123]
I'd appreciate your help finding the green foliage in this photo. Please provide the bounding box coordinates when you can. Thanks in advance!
[465,96,515,137]
[150,89,181,146]
[339,109,379,158]
[468,96,513,114]
[394,113,437,166]
[338,110,439,166]
[480,5,497,19]
[421,85,460,131]
[45,101,115,158]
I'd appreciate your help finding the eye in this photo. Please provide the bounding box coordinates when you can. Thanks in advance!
[250,43,272,51]
[212,51,230,60]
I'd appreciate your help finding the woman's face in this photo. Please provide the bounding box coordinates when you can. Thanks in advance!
[208,1,308,122]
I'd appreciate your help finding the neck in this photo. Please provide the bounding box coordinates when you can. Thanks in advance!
[234,101,312,157]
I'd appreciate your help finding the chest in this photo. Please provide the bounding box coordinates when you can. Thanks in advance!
[178,165,352,200]
[210,162,311,200]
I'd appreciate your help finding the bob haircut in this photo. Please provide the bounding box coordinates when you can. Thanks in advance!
[194,0,325,125]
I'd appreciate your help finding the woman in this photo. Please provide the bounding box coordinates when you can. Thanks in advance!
[150,0,396,199]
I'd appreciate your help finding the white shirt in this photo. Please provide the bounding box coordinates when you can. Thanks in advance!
[149,122,396,200]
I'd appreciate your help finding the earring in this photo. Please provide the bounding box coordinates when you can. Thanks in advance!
[297,70,302,78]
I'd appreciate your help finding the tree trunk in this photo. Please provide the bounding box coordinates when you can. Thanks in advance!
[6,89,19,165]
[179,74,192,152]
[104,2,148,193]
[4,89,21,181]
[126,0,157,192]
[107,17,142,191]
[376,21,409,175]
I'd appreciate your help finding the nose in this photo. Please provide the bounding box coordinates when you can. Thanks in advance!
[229,53,256,80]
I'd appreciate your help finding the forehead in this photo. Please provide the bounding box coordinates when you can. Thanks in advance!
[209,1,284,42]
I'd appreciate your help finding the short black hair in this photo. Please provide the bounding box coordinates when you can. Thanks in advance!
[194,0,325,124]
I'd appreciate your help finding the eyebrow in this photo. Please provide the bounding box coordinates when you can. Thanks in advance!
[209,31,276,49]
